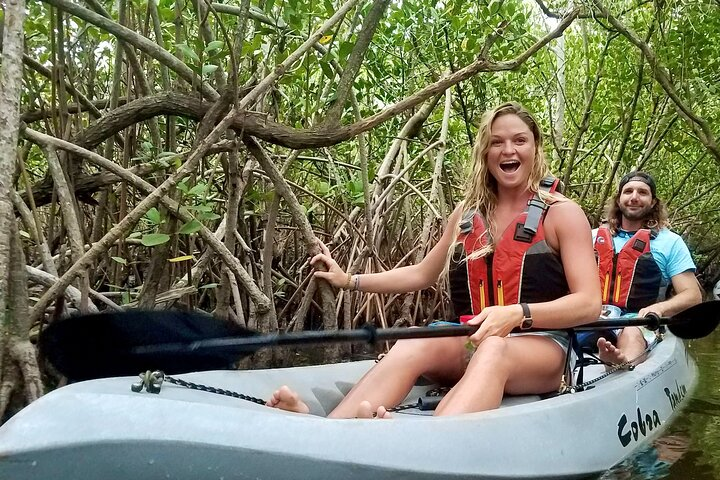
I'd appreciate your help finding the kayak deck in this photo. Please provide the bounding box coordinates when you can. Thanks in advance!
[0,333,697,479]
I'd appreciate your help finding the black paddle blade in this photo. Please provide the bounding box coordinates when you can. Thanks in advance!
[667,300,720,339]
[40,310,255,381]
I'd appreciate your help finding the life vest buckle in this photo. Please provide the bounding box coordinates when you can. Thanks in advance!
[513,222,534,243]
[526,197,549,213]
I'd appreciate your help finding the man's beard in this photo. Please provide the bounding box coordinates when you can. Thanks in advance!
[619,204,654,222]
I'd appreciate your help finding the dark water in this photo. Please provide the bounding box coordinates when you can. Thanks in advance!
[599,329,720,479]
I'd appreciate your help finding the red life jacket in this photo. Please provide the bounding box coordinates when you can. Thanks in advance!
[448,177,569,317]
[594,227,662,311]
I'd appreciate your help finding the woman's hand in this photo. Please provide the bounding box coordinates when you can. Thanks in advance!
[466,305,524,347]
[310,239,350,288]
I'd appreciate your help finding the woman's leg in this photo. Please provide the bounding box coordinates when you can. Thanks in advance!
[434,335,566,416]
[327,335,468,418]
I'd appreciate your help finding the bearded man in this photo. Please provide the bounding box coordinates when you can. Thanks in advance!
[592,171,702,365]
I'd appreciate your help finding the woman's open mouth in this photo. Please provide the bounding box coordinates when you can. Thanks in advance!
[499,160,521,173]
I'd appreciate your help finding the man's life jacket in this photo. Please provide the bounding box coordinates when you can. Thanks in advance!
[448,177,569,317]
[594,227,662,312]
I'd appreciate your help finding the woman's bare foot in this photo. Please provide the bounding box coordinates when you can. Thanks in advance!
[356,400,393,419]
[266,386,310,414]
[597,337,629,366]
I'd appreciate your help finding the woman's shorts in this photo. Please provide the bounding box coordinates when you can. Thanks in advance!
[509,331,570,351]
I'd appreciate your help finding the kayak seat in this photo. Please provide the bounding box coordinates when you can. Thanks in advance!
[576,329,618,354]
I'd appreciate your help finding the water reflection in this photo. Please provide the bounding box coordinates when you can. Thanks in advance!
[599,329,720,479]
[600,435,692,479]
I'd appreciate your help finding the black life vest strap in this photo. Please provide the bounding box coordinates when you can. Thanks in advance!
[522,176,557,237]
[460,210,475,234]
[569,331,583,386]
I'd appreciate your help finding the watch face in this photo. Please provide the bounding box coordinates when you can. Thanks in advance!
[521,318,533,330]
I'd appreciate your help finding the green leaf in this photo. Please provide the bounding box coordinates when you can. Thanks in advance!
[202,64,219,75]
[175,42,200,64]
[111,256,128,265]
[145,207,162,225]
[178,219,203,234]
[176,181,189,194]
[320,61,334,79]
[141,233,171,246]
[204,40,224,52]
[317,181,330,196]
[188,183,207,196]
[346,179,363,194]
[338,42,353,59]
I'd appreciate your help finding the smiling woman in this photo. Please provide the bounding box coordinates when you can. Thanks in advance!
[267,101,602,418]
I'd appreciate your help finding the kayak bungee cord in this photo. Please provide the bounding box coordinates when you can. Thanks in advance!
[131,370,267,405]
[130,368,452,414]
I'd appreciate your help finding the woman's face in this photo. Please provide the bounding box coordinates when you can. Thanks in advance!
[485,113,536,191]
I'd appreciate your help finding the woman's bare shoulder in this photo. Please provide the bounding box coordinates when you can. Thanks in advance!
[448,203,464,222]
[546,198,589,226]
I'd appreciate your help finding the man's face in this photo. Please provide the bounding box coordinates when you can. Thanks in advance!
[618,180,656,221]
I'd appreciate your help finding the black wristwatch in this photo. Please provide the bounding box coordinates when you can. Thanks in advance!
[519,303,533,330]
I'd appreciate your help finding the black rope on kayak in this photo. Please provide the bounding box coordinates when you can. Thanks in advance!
[130,369,447,413]
[130,370,267,406]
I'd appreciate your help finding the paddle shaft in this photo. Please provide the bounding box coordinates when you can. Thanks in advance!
[132,316,674,357]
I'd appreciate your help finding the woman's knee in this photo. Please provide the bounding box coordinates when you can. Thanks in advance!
[467,336,510,368]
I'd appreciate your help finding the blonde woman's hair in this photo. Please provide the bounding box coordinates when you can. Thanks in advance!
[458,102,551,257]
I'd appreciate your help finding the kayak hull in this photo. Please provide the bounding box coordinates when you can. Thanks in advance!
[0,333,697,479]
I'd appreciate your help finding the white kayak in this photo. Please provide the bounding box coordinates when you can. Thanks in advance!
[0,332,696,480]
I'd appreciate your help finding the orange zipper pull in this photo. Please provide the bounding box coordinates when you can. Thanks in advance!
[479,280,486,311]
[603,273,610,303]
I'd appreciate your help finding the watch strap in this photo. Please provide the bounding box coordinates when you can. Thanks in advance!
[520,303,532,330]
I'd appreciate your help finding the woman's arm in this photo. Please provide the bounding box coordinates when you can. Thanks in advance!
[530,200,602,328]
[311,207,463,294]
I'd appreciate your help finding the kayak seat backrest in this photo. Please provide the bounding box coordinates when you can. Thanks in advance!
[334,381,355,396]
[311,387,345,416]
